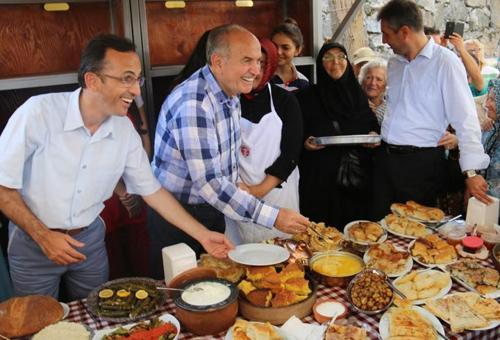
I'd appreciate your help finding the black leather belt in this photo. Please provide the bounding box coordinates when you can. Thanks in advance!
[383,141,442,154]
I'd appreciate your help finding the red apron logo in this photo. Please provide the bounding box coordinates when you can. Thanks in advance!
[240,145,250,157]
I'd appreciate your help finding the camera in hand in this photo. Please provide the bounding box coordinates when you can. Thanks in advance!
[444,21,464,39]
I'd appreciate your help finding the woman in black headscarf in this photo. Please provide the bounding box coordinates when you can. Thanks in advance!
[296,42,380,230]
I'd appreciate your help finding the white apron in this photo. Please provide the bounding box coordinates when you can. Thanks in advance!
[225,84,300,244]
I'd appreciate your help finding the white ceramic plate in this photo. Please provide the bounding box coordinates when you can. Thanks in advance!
[363,245,413,278]
[315,134,382,146]
[60,302,70,319]
[408,239,458,268]
[228,243,289,266]
[91,313,180,340]
[380,218,433,240]
[392,269,452,305]
[344,220,387,246]
[379,306,444,339]
[224,322,286,340]
[440,265,500,299]
[425,292,500,331]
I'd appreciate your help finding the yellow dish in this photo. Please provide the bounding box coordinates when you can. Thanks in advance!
[311,253,364,277]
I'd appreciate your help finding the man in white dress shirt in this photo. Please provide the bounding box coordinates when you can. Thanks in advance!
[0,35,232,299]
[371,0,491,219]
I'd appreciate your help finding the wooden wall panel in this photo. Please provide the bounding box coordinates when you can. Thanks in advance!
[146,0,313,67]
[286,0,312,56]
[0,3,112,78]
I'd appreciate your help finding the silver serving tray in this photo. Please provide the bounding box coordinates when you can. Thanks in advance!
[314,134,381,145]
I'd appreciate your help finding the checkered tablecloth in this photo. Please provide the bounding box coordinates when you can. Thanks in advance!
[67,234,499,339]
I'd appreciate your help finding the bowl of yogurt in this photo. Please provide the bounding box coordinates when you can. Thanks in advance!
[173,278,238,335]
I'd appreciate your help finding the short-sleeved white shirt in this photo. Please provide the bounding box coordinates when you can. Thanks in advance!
[0,88,161,229]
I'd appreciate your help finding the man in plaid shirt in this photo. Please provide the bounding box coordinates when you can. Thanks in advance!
[149,25,309,278]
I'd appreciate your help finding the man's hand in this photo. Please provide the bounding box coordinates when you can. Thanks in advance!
[481,117,495,132]
[274,208,309,234]
[438,131,458,150]
[119,193,143,218]
[466,175,493,204]
[37,230,86,265]
[363,131,381,149]
[198,230,234,258]
[304,136,325,151]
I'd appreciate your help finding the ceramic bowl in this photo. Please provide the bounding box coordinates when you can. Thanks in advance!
[312,298,348,324]
[172,278,238,335]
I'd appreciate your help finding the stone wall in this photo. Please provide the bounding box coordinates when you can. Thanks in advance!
[322,0,499,58]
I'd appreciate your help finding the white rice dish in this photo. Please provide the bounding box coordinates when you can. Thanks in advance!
[32,321,89,340]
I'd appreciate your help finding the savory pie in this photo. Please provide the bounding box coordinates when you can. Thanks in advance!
[425,292,499,332]
[387,307,437,339]
[231,319,283,340]
[199,254,245,283]
[446,259,500,295]
[394,270,450,301]
[366,243,410,275]
[384,214,428,237]
[238,262,311,308]
[390,201,445,222]
[293,222,344,252]
[325,323,367,340]
[348,221,384,243]
[410,234,457,265]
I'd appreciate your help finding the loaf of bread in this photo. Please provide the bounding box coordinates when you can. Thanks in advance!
[0,295,63,337]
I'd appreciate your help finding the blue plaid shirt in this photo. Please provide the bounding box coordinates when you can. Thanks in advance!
[152,66,279,228]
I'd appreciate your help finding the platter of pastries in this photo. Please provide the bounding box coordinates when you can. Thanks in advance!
[425,292,500,332]
[393,269,451,305]
[381,214,432,239]
[391,201,445,223]
[409,234,457,267]
[363,243,413,277]
[324,322,367,340]
[237,262,312,308]
[344,220,387,245]
[292,222,344,252]
[445,259,500,298]
[226,319,284,340]
[379,306,443,340]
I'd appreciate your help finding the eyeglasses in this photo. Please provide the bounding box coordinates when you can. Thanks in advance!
[322,54,347,62]
[98,73,145,87]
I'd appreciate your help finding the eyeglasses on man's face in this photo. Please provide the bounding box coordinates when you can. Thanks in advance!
[322,54,348,62]
[98,73,145,87]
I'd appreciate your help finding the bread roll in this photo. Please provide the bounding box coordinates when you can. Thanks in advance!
[0,295,63,338]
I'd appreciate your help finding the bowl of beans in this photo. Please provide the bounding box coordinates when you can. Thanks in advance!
[346,269,393,314]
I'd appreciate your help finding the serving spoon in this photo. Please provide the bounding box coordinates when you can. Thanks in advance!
[156,286,203,292]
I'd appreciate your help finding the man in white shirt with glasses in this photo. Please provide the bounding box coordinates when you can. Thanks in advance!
[0,34,232,300]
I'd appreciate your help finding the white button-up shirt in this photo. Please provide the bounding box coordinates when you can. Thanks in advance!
[382,39,489,171]
[0,88,161,229]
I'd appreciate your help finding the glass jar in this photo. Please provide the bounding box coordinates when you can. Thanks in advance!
[480,231,500,250]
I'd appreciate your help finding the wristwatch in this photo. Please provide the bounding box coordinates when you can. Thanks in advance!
[463,170,478,178]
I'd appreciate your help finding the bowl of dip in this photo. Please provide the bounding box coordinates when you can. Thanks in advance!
[173,278,238,335]
[313,299,348,324]
[309,251,365,287]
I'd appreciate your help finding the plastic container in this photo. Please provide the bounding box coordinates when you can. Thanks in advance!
[162,243,197,285]
[480,231,500,250]
[462,236,484,253]
[439,224,466,246]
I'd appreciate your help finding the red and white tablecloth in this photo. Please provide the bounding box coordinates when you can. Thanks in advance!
[66,234,500,340]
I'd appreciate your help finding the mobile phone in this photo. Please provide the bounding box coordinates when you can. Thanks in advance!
[444,21,464,38]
